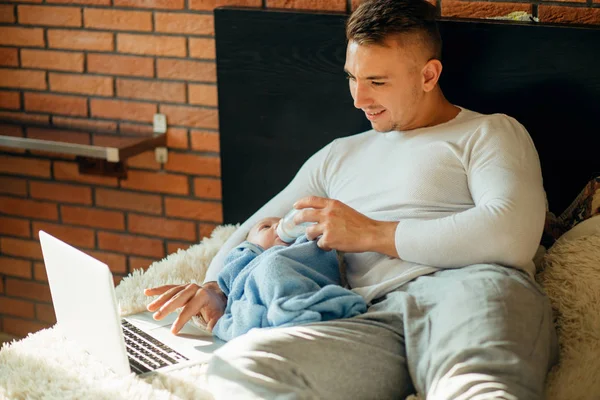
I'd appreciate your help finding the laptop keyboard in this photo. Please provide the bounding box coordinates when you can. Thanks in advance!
[121,320,189,374]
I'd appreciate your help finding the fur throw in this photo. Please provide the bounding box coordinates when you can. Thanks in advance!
[538,234,600,399]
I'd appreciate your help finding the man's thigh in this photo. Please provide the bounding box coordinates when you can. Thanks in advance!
[404,264,558,400]
[207,303,412,400]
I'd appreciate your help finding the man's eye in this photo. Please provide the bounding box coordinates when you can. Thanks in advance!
[372,81,385,86]
[346,75,355,81]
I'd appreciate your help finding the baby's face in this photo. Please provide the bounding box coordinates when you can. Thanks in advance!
[247,217,289,250]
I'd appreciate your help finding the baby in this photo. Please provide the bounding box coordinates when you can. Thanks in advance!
[210,216,367,341]
[245,216,290,250]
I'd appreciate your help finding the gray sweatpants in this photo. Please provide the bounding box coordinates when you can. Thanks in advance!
[205,263,558,400]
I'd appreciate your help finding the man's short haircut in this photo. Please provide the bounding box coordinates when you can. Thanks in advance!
[346,0,442,61]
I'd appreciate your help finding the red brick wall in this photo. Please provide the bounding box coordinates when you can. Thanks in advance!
[0,0,597,338]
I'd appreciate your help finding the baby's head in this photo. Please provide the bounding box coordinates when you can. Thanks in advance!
[247,217,290,250]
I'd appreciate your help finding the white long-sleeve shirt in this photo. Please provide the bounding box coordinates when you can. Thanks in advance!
[205,107,546,303]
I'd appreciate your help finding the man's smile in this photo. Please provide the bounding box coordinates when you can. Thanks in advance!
[365,109,386,120]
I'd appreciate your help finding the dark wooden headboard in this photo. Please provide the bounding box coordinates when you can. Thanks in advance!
[214,8,600,224]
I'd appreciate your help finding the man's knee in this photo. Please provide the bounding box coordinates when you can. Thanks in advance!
[209,328,299,376]
[408,264,556,399]
[427,362,532,400]
[206,328,320,400]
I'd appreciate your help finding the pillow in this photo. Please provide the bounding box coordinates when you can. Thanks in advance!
[542,212,567,248]
[543,176,600,244]
[557,176,600,229]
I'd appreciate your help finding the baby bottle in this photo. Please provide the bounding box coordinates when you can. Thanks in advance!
[276,208,315,243]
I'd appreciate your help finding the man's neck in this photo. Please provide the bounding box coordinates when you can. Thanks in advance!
[418,90,460,129]
[395,90,460,132]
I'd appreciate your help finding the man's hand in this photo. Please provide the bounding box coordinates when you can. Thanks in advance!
[293,196,399,257]
[144,281,226,335]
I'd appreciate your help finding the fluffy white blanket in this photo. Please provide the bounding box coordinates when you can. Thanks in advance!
[537,233,600,399]
[1,226,598,400]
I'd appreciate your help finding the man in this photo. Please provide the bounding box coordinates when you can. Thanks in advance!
[145,0,558,398]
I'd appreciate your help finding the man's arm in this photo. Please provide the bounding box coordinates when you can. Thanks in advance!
[203,141,334,283]
[298,117,545,270]
[392,117,545,269]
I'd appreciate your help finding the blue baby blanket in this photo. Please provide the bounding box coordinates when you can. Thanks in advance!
[212,235,367,341]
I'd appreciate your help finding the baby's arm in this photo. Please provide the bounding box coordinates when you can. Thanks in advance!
[217,242,263,297]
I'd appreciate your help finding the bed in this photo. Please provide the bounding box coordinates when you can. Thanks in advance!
[0,7,599,400]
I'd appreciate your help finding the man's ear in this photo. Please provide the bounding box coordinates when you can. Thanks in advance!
[422,59,443,92]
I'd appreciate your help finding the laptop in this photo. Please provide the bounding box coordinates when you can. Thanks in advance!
[39,230,224,376]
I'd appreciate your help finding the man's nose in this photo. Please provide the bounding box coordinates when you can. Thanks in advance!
[352,82,372,109]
